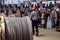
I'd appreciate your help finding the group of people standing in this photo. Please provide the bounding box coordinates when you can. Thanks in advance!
[0,1,60,36]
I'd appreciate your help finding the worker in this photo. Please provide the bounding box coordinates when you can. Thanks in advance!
[31,7,39,36]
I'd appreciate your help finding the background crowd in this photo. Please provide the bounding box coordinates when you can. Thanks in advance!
[0,1,60,36]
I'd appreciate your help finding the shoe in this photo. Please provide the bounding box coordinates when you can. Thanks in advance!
[36,34,38,36]
[33,33,35,35]
[56,30,58,31]
[33,34,35,35]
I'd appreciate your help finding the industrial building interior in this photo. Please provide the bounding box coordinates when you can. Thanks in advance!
[0,0,60,40]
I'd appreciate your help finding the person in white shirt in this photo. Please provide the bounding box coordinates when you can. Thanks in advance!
[31,8,39,36]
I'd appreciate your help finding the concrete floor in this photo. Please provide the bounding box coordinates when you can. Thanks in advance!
[34,28,60,40]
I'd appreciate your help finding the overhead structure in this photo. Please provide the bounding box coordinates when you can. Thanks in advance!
[4,0,33,4]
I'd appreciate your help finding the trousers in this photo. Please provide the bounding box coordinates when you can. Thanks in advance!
[32,20,38,35]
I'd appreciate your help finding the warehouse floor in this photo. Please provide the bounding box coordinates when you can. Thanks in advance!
[33,28,60,40]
